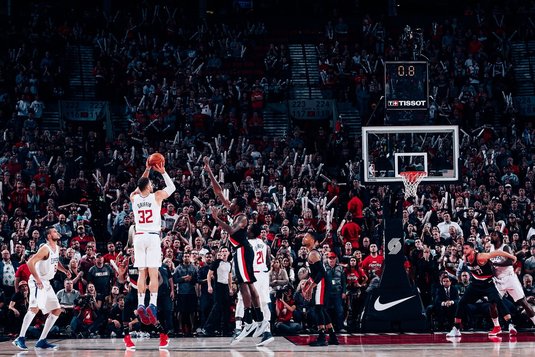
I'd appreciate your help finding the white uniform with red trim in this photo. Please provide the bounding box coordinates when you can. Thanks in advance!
[491,244,525,302]
[251,238,270,304]
[132,192,162,268]
[29,244,61,314]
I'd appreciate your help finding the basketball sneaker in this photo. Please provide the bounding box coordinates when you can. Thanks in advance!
[231,323,257,345]
[12,336,28,350]
[256,331,274,346]
[446,326,461,337]
[488,336,502,343]
[159,333,169,349]
[136,305,151,325]
[124,334,136,350]
[253,320,270,338]
[328,331,339,345]
[508,323,517,336]
[146,304,158,325]
[35,339,58,350]
[488,326,502,336]
[309,331,328,347]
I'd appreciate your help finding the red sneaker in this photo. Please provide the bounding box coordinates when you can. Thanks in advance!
[508,323,517,336]
[488,326,502,336]
[124,334,136,350]
[136,305,151,325]
[159,333,169,349]
[146,304,158,325]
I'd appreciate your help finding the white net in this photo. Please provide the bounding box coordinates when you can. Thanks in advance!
[399,171,427,199]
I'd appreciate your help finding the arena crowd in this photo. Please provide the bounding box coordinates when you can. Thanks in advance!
[1,0,535,339]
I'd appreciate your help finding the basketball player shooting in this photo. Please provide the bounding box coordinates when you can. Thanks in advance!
[126,156,175,349]
[13,227,71,350]
[203,156,266,344]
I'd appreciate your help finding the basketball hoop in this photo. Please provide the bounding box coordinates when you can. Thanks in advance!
[399,171,427,199]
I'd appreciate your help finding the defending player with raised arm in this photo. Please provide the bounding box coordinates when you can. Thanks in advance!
[447,241,517,338]
[13,227,71,351]
[490,231,535,327]
[203,156,267,345]
[301,232,338,346]
[126,157,175,350]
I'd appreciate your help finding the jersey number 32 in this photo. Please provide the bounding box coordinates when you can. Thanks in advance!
[138,210,154,224]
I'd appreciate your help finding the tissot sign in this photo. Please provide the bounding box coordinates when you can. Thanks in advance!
[385,61,429,111]
[387,100,427,108]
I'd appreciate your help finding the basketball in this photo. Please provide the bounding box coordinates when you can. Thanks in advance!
[148,152,165,167]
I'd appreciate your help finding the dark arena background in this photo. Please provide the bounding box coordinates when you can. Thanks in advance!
[1,0,535,356]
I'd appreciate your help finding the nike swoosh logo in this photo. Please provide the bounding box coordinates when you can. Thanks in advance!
[374,295,415,311]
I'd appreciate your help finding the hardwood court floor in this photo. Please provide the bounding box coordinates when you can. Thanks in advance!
[2,332,535,357]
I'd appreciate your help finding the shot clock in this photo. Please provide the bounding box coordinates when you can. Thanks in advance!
[384,61,429,110]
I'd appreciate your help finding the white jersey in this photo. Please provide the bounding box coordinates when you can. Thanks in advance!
[490,244,515,278]
[34,244,59,281]
[132,192,161,232]
[490,244,525,301]
[251,238,269,273]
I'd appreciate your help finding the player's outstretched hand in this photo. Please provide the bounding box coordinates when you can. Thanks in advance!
[153,162,165,174]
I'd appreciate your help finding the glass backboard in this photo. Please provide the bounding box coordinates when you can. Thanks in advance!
[362,125,459,183]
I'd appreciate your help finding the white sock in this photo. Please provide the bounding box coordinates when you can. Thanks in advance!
[530,316,535,325]
[39,314,59,341]
[149,292,158,306]
[492,318,499,327]
[19,311,37,337]
[235,319,242,330]
[138,293,145,307]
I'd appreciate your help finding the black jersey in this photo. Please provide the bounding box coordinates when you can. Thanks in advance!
[228,214,249,249]
[308,249,326,284]
[466,252,494,282]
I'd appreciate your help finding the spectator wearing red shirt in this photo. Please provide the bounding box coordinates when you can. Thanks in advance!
[33,165,51,188]
[79,244,97,277]
[70,225,96,252]
[250,86,265,111]
[14,259,32,293]
[345,256,368,331]
[7,181,28,214]
[274,288,301,335]
[347,191,364,224]
[341,216,362,249]
[102,242,119,264]
[361,243,384,278]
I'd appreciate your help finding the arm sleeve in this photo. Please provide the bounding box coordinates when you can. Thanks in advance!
[162,172,176,196]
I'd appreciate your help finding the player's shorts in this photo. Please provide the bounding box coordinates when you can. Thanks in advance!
[494,273,525,302]
[234,245,256,284]
[313,277,327,306]
[29,278,60,314]
[133,231,161,268]
[461,279,502,304]
[254,271,270,304]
